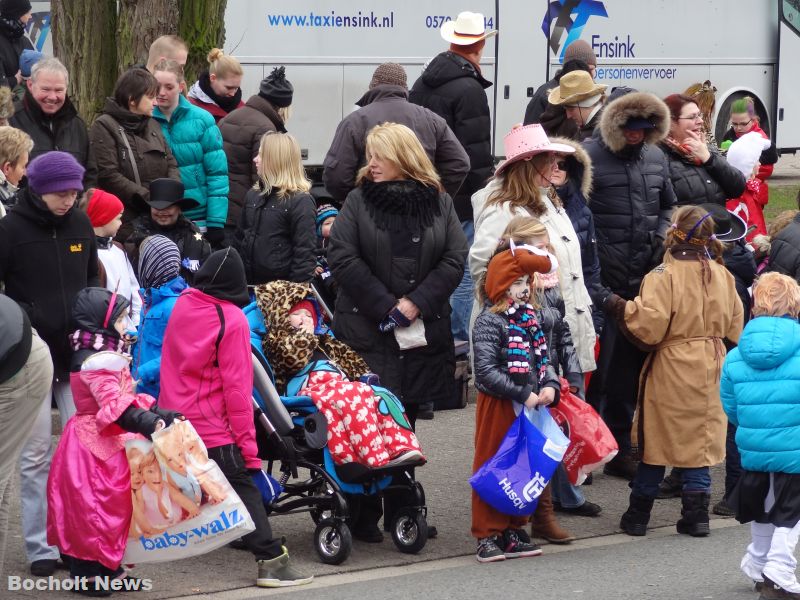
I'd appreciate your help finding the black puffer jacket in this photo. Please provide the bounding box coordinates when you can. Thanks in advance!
[0,188,99,378]
[661,143,746,206]
[768,214,800,282]
[472,307,560,404]
[10,90,97,187]
[328,183,467,406]
[0,17,31,89]
[583,92,676,300]
[538,284,583,394]
[410,51,493,222]
[234,188,317,285]
[723,240,757,326]
[550,136,603,331]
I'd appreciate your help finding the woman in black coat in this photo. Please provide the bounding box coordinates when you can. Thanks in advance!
[0,0,32,89]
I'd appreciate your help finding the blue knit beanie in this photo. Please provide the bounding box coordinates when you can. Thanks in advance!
[26,151,85,196]
[315,204,338,237]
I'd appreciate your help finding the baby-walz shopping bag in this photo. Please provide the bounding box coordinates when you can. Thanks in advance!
[469,406,570,516]
[123,420,255,563]
[549,379,618,485]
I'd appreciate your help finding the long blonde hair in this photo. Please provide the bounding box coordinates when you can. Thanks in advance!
[356,123,442,190]
[207,48,243,78]
[487,154,556,217]
[256,132,311,198]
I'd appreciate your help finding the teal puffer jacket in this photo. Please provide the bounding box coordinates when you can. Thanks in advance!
[154,96,229,230]
[720,315,800,474]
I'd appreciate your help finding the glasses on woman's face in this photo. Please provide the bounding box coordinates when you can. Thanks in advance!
[553,161,567,171]
[731,119,753,129]
[678,112,703,121]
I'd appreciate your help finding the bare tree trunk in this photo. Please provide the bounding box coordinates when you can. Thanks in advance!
[117,0,180,73]
[51,0,118,124]
[179,0,227,86]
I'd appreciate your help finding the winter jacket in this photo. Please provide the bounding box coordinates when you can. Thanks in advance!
[538,280,584,394]
[10,90,97,187]
[218,94,285,227]
[131,275,188,399]
[0,19,31,89]
[97,239,142,328]
[470,183,596,372]
[328,184,467,406]
[721,315,800,473]
[153,95,229,230]
[723,239,757,325]
[89,98,180,227]
[583,92,676,300]
[0,294,31,385]
[551,136,603,331]
[768,213,800,282]
[472,307,560,404]
[661,142,746,207]
[0,187,99,377]
[523,78,559,125]
[158,287,259,468]
[124,214,211,284]
[234,188,317,285]
[410,51,493,222]
[323,84,469,203]
[0,170,17,215]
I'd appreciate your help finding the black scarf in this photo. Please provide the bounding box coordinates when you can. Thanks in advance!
[96,236,113,250]
[361,179,441,232]
[0,16,24,39]
[198,70,242,114]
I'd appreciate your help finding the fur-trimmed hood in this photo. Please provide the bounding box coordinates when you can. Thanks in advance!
[549,136,593,199]
[599,92,670,153]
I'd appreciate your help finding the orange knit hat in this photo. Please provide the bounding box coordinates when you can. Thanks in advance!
[485,245,553,303]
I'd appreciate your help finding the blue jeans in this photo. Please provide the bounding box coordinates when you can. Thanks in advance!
[449,220,474,342]
[632,462,711,499]
[551,463,586,509]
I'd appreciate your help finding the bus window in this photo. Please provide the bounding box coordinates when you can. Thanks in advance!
[784,0,800,34]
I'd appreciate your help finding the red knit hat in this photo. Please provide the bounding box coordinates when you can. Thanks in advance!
[485,245,553,304]
[289,299,318,323]
[86,189,124,228]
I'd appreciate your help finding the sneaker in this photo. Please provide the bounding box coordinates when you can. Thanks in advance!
[256,547,313,588]
[476,536,506,563]
[554,500,602,517]
[385,450,424,467]
[760,574,800,599]
[502,528,542,559]
[712,498,736,517]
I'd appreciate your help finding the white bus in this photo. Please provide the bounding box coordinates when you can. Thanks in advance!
[226,0,800,169]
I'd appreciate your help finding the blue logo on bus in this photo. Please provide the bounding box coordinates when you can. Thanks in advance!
[542,0,608,61]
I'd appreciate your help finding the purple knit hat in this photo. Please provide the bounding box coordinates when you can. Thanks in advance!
[26,151,85,196]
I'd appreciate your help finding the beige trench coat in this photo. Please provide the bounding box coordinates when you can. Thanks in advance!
[622,251,743,467]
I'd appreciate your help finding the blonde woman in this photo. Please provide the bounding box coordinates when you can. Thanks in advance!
[152,59,229,246]
[327,121,467,541]
[187,48,244,122]
[234,132,316,284]
[0,125,32,216]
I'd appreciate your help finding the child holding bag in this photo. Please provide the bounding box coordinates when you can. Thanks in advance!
[605,205,743,538]
[471,241,559,563]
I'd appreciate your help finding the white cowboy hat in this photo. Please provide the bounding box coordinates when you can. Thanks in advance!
[441,12,497,45]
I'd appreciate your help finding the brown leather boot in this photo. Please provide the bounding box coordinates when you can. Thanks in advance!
[530,484,576,544]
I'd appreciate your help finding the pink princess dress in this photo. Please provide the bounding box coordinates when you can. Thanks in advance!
[47,351,154,570]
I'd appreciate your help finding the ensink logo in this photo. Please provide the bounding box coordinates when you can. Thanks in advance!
[139,508,244,550]
[542,0,609,60]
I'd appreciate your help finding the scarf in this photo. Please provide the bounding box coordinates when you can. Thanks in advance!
[361,179,441,232]
[197,70,243,114]
[502,301,548,385]
[0,16,24,39]
[70,329,127,354]
[663,136,703,166]
[96,236,113,250]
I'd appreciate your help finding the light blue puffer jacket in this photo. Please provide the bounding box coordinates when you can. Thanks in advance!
[720,315,800,473]
[153,95,229,230]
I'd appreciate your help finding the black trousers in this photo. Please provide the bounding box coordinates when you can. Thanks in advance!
[586,317,647,453]
[207,444,283,560]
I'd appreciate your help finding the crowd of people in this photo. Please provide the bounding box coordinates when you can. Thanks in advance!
[1,2,800,597]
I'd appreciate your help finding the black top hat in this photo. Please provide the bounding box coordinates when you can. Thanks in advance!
[146,179,200,211]
[699,203,747,242]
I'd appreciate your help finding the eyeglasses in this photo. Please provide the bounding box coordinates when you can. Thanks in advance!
[553,161,567,171]
[731,119,753,129]
[678,112,703,121]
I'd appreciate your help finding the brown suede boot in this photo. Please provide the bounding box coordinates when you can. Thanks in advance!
[530,484,575,544]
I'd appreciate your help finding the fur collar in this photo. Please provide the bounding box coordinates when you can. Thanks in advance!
[548,136,593,199]
[599,92,670,153]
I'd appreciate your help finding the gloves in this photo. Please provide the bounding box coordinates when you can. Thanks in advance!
[205,227,226,250]
[378,307,412,333]
[115,405,163,436]
[359,373,381,386]
[150,406,184,427]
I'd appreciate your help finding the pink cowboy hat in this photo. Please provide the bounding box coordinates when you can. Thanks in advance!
[494,124,575,176]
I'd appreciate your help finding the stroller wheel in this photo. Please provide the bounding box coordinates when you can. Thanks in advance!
[391,508,428,554]
[314,519,352,565]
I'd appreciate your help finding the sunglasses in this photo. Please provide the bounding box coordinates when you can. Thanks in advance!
[553,160,568,171]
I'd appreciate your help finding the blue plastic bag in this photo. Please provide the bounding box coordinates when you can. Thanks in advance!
[469,407,570,516]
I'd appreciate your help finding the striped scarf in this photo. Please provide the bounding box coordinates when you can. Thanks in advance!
[70,329,127,354]
[503,301,548,385]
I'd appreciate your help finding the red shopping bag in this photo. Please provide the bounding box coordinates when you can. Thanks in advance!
[549,379,618,485]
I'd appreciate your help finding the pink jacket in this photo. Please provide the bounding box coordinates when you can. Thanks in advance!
[158,288,259,468]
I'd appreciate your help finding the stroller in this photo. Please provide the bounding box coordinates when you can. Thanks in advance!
[243,298,430,565]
